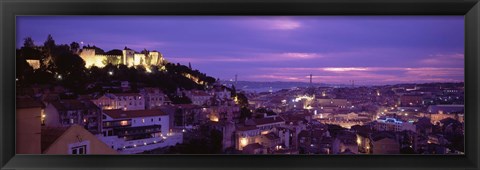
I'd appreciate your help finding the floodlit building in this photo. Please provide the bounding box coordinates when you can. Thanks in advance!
[79,46,167,68]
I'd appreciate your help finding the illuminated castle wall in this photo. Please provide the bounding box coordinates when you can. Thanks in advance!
[79,47,166,68]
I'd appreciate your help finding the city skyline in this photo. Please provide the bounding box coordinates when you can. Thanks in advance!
[16,16,464,85]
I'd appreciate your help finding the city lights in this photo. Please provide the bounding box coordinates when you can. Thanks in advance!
[15,16,464,156]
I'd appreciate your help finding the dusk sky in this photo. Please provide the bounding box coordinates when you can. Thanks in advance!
[16,16,464,85]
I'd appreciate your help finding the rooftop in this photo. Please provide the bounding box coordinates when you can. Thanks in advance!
[103,109,168,119]
[252,117,285,126]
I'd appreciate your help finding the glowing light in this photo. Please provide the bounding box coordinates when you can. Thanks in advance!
[146,68,152,73]
[182,129,186,132]
[240,137,248,147]
[144,142,147,145]
[42,114,46,118]
[357,138,361,145]
[108,71,113,76]
[120,120,129,126]
[210,116,219,122]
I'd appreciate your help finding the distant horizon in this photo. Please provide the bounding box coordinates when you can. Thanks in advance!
[220,79,464,86]
[17,16,464,84]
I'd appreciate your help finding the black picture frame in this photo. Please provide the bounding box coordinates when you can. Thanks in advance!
[1,0,479,169]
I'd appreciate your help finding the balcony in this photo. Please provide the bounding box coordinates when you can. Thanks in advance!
[103,120,132,128]
[115,125,162,137]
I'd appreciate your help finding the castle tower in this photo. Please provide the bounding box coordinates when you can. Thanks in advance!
[122,46,135,67]
[79,47,96,68]
[149,51,160,66]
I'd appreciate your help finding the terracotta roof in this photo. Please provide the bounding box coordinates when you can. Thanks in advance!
[263,133,280,140]
[103,109,168,119]
[236,126,258,131]
[175,104,201,109]
[110,93,142,97]
[243,143,263,150]
[191,91,211,96]
[142,87,164,94]
[41,126,70,152]
[252,117,285,126]
[371,131,396,141]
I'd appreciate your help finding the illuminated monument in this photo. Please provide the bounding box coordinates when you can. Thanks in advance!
[79,46,167,68]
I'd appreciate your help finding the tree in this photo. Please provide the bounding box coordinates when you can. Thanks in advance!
[42,34,56,71]
[239,107,252,121]
[23,37,35,48]
[43,34,55,50]
[70,42,80,53]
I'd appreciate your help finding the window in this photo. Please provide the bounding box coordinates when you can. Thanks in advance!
[71,145,87,154]
[120,120,129,126]
[158,118,161,121]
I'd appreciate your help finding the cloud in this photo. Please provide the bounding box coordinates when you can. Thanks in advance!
[167,52,323,64]
[251,67,464,84]
[268,19,301,30]
[420,53,464,66]
[244,17,302,30]
[323,67,369,72]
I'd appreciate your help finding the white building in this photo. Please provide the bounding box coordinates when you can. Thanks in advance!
[374,117,416,132]
[99,109,182,154]
[92,93,145,111]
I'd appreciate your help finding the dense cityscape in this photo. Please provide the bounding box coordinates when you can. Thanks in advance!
[16,35,464,155]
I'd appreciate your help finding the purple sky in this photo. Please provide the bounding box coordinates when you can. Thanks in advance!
[16,16,464,85]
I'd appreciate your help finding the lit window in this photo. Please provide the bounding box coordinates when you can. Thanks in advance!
[142,119,145,123]
[120,120,129,126]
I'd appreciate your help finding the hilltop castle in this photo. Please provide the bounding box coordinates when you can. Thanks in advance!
[79,46,167,68]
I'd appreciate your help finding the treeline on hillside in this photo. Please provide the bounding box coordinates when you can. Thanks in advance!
[16,35,216,94]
